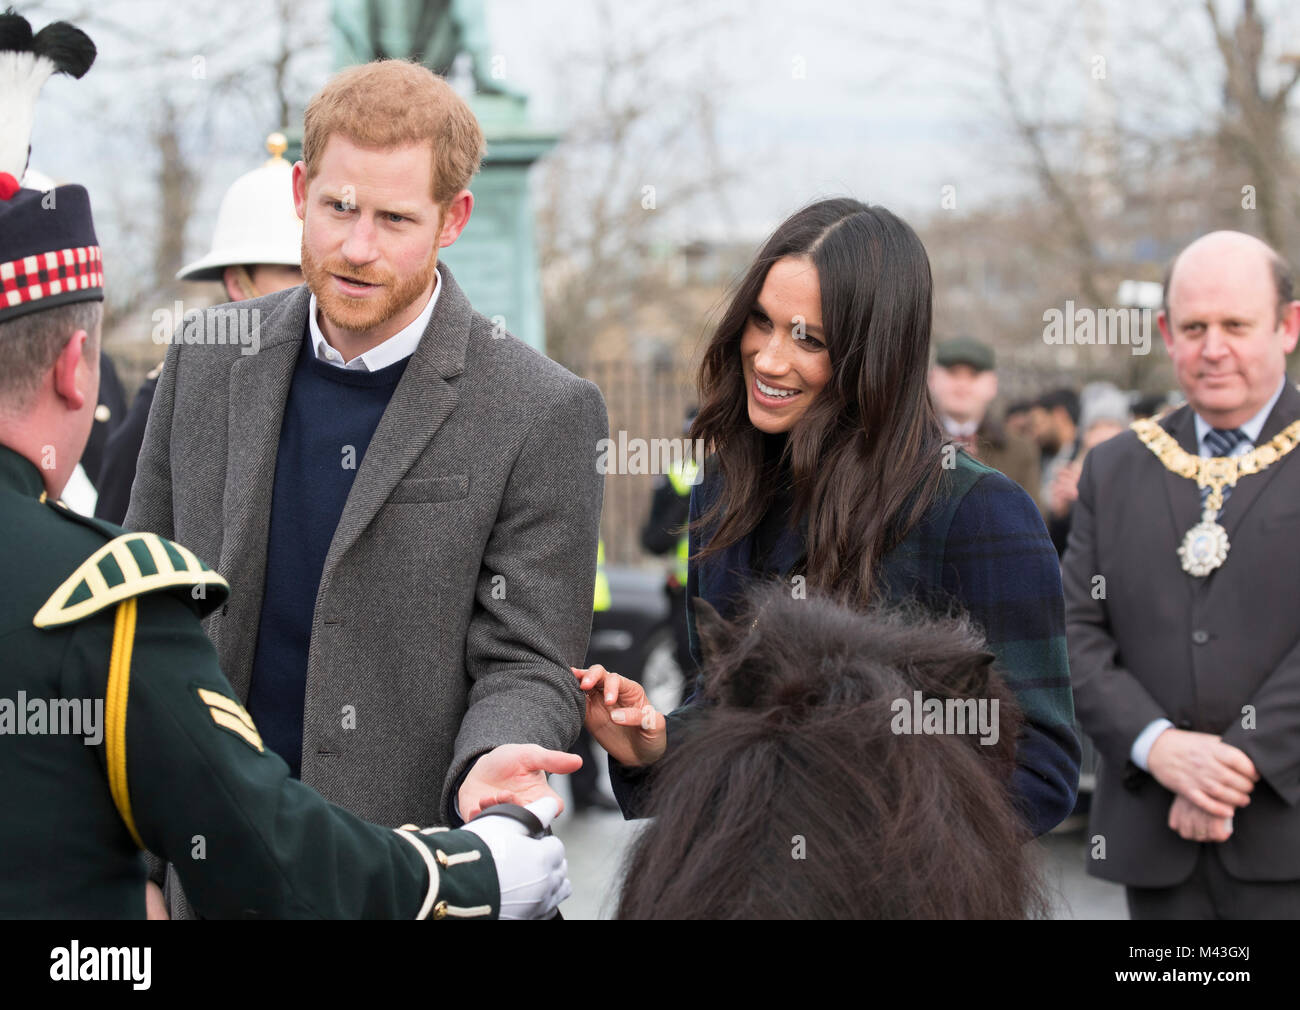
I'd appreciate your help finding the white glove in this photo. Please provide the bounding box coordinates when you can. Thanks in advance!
[462,797,571,920]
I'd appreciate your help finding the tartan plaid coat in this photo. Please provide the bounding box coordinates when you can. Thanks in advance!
[612,449,1080,838]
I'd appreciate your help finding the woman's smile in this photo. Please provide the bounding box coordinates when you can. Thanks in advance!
[752,374,803,407]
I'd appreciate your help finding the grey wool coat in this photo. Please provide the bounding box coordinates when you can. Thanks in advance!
[126,263,606,913]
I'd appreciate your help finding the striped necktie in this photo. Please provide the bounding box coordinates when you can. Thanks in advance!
[1201,427,1248,508]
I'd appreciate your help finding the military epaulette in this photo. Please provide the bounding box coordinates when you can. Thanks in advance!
[33,531,229,629]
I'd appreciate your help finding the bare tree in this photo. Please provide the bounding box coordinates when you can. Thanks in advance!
[34,0,330,329]
[1205,0,1300,258]
[534,0,741,370]
[909,0,1300,391]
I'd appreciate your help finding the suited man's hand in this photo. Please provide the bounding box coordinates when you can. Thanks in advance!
[1168,794,1234,843]
[1147,729,1259,818]
[459,744,582,822]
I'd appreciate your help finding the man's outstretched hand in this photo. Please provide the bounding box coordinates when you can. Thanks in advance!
[458,743,583,822]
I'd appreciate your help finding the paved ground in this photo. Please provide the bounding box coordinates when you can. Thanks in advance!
[549,777,1130,920]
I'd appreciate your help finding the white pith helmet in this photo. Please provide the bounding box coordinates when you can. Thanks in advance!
[176,132,302,281]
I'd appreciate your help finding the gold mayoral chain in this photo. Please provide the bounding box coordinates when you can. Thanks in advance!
[1131,417,1300,577]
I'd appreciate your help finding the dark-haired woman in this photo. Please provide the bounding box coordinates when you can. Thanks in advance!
[575,198,1080,837]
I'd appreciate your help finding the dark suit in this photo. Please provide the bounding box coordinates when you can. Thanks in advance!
[95,370,158,525]
[1065,382,1300,916]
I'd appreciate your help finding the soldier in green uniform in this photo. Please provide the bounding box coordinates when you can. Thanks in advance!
[0,10,571,920]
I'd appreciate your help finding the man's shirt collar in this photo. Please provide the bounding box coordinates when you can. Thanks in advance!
[1193,376,1287,453]
[941,415,980,438]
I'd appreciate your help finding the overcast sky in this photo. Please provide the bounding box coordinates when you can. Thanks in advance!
[24,0,1300,277]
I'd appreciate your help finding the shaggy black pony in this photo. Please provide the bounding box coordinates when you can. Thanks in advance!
[616,585,1050,919]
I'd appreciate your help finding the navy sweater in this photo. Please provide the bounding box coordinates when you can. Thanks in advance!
[246,335,410,778]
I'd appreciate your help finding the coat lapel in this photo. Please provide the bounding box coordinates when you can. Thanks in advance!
[772,515,807,580]
[219,286,310,697]
[703,536,751,622]
[319,263,472,587]
[694,470,750,622]
[1219,381,1300,539]
[1158,404,1203,549]
[697,501,807,619]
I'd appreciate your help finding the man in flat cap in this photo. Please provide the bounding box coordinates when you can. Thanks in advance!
[929,335,1041,500]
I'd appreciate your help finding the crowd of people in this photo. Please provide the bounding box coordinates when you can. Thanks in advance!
[930,342,1171,557]
[3,12,1297,921]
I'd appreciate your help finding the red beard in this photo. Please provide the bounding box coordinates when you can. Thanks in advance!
[300,234,438,335]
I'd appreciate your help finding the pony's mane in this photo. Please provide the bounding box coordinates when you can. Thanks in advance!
[614,584,1049,919]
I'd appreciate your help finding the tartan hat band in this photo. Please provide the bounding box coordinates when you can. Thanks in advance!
[0,184,103,324]
[0,244,103,323]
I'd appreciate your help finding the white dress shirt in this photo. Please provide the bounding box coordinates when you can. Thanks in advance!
[941,415,979,438]
[308,267,441,371]
[1130,376,1288,771]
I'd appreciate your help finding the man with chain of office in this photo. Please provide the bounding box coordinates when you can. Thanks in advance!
[1064,230,1300,918]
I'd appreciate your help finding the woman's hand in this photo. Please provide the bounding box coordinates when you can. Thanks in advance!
[571,664,668,768]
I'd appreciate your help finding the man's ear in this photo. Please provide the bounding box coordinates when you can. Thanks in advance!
[1157,309,1175,355]
[691,596,732,668]
[52,329,92,410]
[222,266,245,302]
[291,161,308,221]
[437,190,474,249]
[1279,300,1300,354]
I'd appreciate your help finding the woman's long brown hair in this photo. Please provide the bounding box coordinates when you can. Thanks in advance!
[693,198,946,605]
[615,586,1049,919]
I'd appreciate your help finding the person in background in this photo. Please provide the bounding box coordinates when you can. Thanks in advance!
[928,336,1040,500]
[1004,399,1036,442]
[1132,391,1174,422]
[94,134,304,524]
[1032,387,1080,506]
[1046,384,1130,557]
[640,405,700,685]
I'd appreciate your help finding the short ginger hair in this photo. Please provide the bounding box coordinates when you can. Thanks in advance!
[301,60,486,206]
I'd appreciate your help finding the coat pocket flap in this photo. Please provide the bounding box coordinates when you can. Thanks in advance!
[387,474,469,504]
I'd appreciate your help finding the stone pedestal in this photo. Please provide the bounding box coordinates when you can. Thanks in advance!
[328,0,556,351]
[440,93,554,351]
